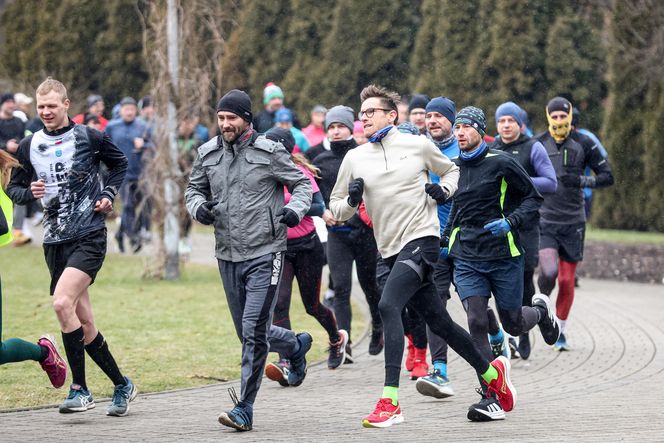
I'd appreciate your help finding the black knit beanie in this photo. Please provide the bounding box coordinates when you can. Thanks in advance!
[266,127,296,153]
[216,89,253,123]
[408,94,430,113]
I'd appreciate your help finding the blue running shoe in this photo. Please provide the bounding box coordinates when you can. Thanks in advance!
[59,384,95,413]
[288,332,313,386]
[489,331,511,360]
[553,333,570,351]
[218,387,253,431]
[107,377,138,417]
[416,369,455,399]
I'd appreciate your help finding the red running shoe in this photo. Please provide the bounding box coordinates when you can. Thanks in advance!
[404,335,415,371]
[265,359,289,387]
[409,347,429,380]
[362,398,404,428]
[37,334,68,388]
[485,356,517,412]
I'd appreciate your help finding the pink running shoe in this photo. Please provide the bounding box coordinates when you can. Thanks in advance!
[38,334,68,388]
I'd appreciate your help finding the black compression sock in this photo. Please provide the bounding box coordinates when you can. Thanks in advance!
[62,327,87,389]
[85,332,126,386]
[486,308,501,336]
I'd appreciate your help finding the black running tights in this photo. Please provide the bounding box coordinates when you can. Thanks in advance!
[379,259,489,387]
[327,229,382,341]
[273,241,338,342]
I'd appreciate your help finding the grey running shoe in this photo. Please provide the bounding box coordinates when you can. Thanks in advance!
[416,370,455,399]
[59,384,95,413]
[107,377,138,417]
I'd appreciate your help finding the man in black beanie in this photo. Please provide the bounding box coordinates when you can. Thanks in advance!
[185,89,313,432]
[408,94,430,134]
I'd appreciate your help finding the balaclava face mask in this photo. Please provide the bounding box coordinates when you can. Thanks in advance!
[546,97,573,143]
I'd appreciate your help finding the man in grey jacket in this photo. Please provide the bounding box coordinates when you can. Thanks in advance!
[185,89,313,432]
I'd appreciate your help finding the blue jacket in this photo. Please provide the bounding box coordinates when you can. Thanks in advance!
[429,137,460,235]
[105,118,153,181]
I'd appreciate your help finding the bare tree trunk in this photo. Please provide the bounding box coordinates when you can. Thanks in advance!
[141,0,229,279]
[163,0,180,280]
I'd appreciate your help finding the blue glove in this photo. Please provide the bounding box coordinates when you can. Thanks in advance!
[439,247,449,260]
[484,218,511,236]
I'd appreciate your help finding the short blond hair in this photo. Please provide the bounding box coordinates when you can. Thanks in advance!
[36,77,68,101]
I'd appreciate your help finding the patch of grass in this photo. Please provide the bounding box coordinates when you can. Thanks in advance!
[586,225,664,245]
[0,245,364,409]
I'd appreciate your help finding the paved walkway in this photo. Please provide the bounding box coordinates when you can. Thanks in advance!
[4,230,664,441]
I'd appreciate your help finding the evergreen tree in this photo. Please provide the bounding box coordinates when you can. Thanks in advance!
[544,3,606,132]
[96,1,150,108]
[408,0,443,94]
[481,0,543,132]
[280,0,334,118]
[0,0,147,113]
[464,0,496,113]
[410,0,485,109]
[221,0,293,107]
[642,81,664,231]
[300,0,418,112]
[593,1,651,230]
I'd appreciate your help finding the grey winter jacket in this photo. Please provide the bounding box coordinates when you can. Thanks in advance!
[185,129,312,262]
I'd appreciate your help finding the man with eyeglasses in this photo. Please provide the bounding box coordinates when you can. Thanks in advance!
[330,84,517,429]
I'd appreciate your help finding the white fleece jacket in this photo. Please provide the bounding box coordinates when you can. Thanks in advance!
[330,127,459,258]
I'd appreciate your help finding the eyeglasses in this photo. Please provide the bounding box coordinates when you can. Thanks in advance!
[358,108,392,119]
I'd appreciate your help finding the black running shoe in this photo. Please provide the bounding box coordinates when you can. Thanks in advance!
[532,293,561,345]
[368,327,384,356]
[508,337,520,359]
[518,333,531,360]
[327,330,348,369]
[467,389,505,422]
[344,342,354,364]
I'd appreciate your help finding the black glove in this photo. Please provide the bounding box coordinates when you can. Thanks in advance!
[424,183,449,204]
[196,201,216,225]
[347,178,364,207]
[278,207,300,228]
[560,173,582,188]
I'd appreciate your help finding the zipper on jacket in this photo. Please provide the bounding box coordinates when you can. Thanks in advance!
[379,141,388,170]
[267,207,276,237]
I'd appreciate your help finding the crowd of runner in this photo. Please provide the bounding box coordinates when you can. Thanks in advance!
[0,75,613,431]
